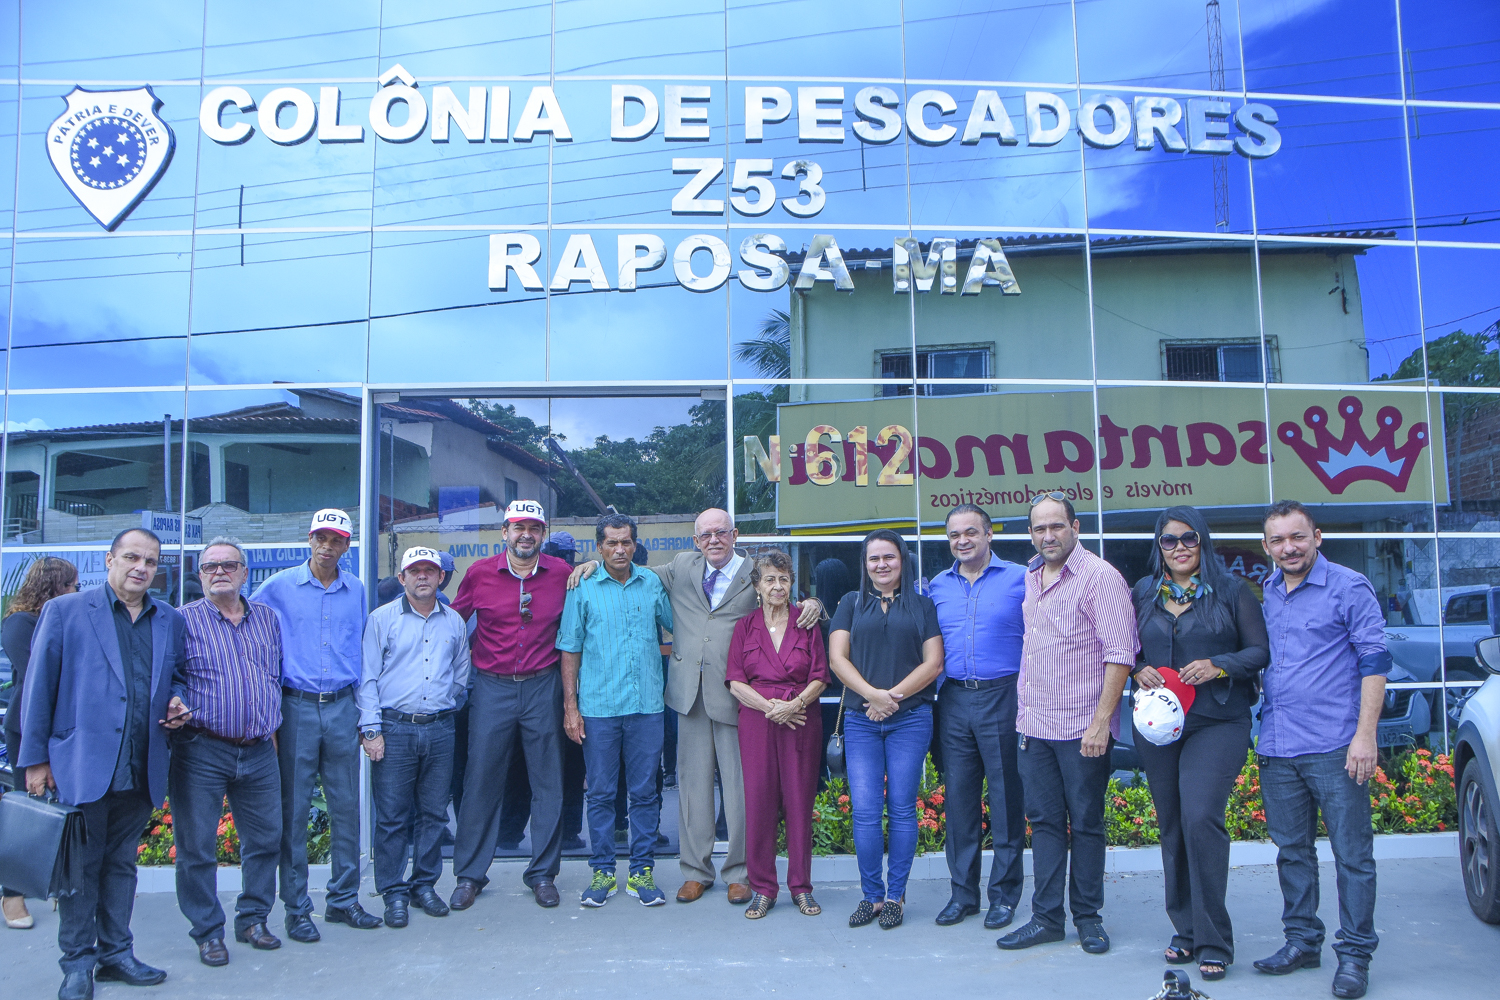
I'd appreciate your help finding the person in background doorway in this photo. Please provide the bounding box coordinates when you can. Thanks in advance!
[2,556,79,932]
[1252,501,1388,1000]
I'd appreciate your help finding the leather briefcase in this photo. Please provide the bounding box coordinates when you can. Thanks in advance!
[0,788,87,899]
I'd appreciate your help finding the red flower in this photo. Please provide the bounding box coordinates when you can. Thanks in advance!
[167,846,176,861]
[838,794,850,805]
[929,793,944,806]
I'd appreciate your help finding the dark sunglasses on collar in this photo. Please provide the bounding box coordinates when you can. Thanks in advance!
[1158,531,1201,550]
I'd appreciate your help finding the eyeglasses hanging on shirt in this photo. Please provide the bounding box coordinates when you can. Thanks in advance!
[519,586,533,624]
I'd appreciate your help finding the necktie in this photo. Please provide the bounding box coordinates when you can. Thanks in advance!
[703,569,719,607]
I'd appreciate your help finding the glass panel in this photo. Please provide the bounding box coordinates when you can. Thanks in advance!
[904,0,1076,85]
[1250,101,1411,240]
[9,235,190,388]
[189,232,370,385]
[1434,537,1497,744]
[1262,241,1420,385]
[378,0,550,79]
[727,0,903,79]
[1076,0,1244,92]
[203,0,379,77]
[735,383,918,537]
[0,84,17,235]
[368,230,546,386]
[1093,239,1260,382]
[1408,107,1500,244]
[1410,246,1500,388]
[556,0,724,76]
[1399,2,1500,104]
[1241,0,1402,99]
[1096,382,1270,531]
[1266,385,1435,532]
[20,0,204,80]
[1436,391,1500,531]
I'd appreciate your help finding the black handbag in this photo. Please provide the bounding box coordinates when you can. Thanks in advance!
[0,788,88,899]
[825,688,847,779]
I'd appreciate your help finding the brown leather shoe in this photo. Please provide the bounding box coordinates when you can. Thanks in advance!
[727,883,753,905]
[199,937,229,967]
[676,880,712,903]
[234,922,282,950]
[449,879,481,911]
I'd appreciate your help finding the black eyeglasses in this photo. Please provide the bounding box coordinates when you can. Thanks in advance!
[200,560,245,575]
[519,586,533,624]
[1158,531,1201,550]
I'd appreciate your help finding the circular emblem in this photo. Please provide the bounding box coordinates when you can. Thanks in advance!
[69,116,147,190]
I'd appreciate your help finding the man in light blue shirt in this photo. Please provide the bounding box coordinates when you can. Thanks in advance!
[926,504,1028,932]
[252,508,380,940]
[557,514,674,908]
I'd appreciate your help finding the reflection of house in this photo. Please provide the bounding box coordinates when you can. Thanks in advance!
[789,233,1385,396]
[3,390,557,545]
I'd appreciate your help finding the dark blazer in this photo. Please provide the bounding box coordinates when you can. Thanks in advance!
[1130,575,1269,721]
[18,585,187,807]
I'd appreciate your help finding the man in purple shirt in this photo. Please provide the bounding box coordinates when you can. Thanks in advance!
[172,536,286,966]
[927,504,1028,931]
[1253,501,1389,1000]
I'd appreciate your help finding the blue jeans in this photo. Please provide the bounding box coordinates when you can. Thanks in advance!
[371,717,456,901]
[581,713,664,875]
[278,692,362,916]
[1260,748,1379,965]
[845,703,933,903]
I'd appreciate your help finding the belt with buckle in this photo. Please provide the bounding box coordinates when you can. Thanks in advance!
[193,728,267,747]
[283,684,354,704]
[382,708,457,725]
[480,664,558,683]
[953,675,1012,691]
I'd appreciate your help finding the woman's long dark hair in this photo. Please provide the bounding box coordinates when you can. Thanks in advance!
[6,556,78,617]
[1137,505,1236,633]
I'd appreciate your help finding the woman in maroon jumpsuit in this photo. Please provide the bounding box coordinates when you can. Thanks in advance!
[726,550,831,918]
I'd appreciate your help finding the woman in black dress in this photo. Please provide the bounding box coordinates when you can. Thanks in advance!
[2,556,79,930]
[1131,506,1268,981]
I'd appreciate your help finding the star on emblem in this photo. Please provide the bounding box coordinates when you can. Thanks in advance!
[117,132,128,144]
[116,154,128,165]
[103,145,114,156]
[87,137,98,149]
[90,155,101,167]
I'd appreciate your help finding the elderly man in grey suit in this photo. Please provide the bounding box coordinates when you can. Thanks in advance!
[20,528,192,1000]
[572,508,821,903]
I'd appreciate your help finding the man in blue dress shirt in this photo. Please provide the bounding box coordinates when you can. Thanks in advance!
[926,504,1028,931]
[1253,500,1389,1000]
[253,508,381,940]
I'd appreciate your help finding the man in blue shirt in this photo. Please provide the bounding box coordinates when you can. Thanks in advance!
[557,514,674,909]
[253,508,381,941]
[927,504,1028,931]
[1253,501,1389,1000]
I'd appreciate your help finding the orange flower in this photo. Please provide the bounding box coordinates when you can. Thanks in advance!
[168,846,176,861]
[838,794,850,805]
[137,844,146,856]
[929,794,944,806]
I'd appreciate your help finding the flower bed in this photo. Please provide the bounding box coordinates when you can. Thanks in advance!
[138,791,333,866]
[808,747,1456,855]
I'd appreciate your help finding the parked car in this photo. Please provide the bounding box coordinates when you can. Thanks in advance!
[1455,633,1500,924]
[1385,586,1499,683]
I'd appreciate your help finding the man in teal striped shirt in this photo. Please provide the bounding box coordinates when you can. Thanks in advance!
[558,513,674,908]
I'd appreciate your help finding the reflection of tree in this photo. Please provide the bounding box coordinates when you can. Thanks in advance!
[464,400,556,457]
[734,311,791,518]
[734,309,791,380]
[550,402,727,518]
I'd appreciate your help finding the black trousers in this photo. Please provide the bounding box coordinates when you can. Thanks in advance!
[938,677,1025,909]
[497,737,585,845]
[168,731,282,943]
[3,731,22,899]
[453,668,565,886]
[1019,735,1113,932]
[57,788,154,974]
[1136,713,1252,964]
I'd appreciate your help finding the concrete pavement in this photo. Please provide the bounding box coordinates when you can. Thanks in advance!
[2,857,1493,999]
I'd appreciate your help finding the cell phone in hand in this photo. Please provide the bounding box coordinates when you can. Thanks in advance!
[159,705,197,724]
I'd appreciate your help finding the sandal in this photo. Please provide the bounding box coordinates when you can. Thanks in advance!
[849,900,878,927]
[745,893,775,919]
[1199,960,1226,981]
[1165,946,1194,964]
[793,892,821,916]
[877,899,904,929]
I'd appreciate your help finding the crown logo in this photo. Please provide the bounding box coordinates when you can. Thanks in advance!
[1277,396,1428,495]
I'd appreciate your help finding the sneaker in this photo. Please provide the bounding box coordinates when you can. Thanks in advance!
[581,869,617,907]
[626,867,667,906]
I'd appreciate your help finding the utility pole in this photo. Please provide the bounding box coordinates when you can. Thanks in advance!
[1207,0,1229,230]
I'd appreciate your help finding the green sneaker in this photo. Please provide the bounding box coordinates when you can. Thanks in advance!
[581,868,616,907]
[626,866,666,906]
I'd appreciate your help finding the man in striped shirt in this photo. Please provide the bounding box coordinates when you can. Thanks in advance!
[171,536,286,966]
[998,495,1138,956]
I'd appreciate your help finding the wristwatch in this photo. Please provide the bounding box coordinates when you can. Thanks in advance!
[361,728,381,741]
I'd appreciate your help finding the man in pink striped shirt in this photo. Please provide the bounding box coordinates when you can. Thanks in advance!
[998,495,1138,956]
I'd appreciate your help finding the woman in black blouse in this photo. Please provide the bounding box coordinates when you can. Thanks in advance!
[1131,506,1268,981]
[828,529,943,931]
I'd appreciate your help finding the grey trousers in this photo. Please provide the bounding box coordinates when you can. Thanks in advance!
[677,688,746,886]
[278,692,362,916]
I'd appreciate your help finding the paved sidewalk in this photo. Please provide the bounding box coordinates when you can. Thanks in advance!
[2,858,1493,999]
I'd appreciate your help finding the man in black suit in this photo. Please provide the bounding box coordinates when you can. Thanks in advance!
[20,528,191,1000]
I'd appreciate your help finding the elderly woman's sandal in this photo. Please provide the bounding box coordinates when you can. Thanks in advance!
[745,894,775,919]
[793,893,820,916]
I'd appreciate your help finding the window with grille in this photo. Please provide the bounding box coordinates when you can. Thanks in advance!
[880,348,991,396]
[1162,340,1277,382]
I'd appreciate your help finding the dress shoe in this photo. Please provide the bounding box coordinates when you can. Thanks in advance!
[934,900,979,926]
[285,914,320,943]
[984,903,1015,930]
[3,895,34,929]
[234,923,281,950]
[58,971,93,1000]
[727,883,753,904]
[1078,921,1110,954]
[325,902,383,929]
[416,886,451,917]
[997,918,1066,950]
[384,897,409,928]
[676,880,712,903]
[95,955,168,986]
[198,938,229,967]
[1332,959,1370,999]
[497,840,522,851]
[449,879,481,911]
[1253,942,1322,975]
[529,879,560,908]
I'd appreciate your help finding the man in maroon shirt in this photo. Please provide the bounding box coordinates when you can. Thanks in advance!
[447,500,571,910]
